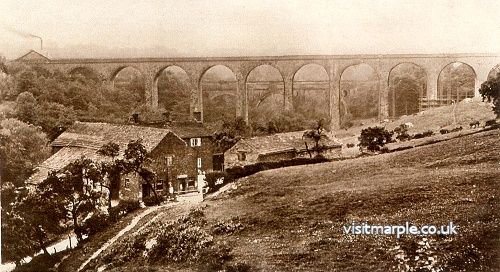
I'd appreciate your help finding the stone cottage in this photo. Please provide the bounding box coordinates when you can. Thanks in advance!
[224,130,342,169]
[30,121,213,202]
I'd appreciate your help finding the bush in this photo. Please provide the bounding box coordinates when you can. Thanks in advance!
[142,195,164,207]
[80,212,111,237]
[394,124,411,141]
[358,126,394,152]
[485,119,497,127]
[109,200,141,222]
[212,219,245,235]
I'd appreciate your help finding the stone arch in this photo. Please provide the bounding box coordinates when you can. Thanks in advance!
[245,64,285,124]
[110,65,145,82]
[388,62,427,117]
[154,65,192,122]
[437,62,476,105]
[68,66,101,82]
[488,63,500,80]
[292,63,330,122]
[339,63,380,127]
[199,65,238,123]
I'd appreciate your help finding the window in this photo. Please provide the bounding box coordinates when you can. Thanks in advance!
[166,156,173,166]
[190,138,201,147]
[124,178,130,189]
[156,179,164,191]
[197,158,202,168]
[237,151,246,161]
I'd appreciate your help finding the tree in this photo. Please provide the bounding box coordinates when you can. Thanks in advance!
[14,91,38,124]
[1,187,64,264]
[97,142,121,208]
[302,119,329,158]
[478,74,500,118]
[358,126,394,152]
[0,118,51,187]
[39,157,104,242]
[122,139,160,204]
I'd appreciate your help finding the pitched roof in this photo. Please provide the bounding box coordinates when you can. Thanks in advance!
[15,50,50,62]
[166,124,213,138]
[227,130,342,155]
[30,122,183,184]
[51,121,174,152]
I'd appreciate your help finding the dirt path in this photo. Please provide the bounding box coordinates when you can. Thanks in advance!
[77,203,174,271]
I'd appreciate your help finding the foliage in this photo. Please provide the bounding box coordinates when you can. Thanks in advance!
[156,70,191,122]
[38,157,104,242]
[142,195,164,206]
[1,188,65,263]
[91,208,236,271]
[394,124,411,141]
[97,142,120,158]
[358,126,394,152]
[302,119,330,158]
[212,219,245,235]
[413,130,434,139]
[108,200,141,222]
[80,212,110,237]
[6,64,147,138]
[0,118,51,187]
[478,74,500,118]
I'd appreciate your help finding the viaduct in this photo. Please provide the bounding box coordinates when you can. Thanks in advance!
[14,51,500,128]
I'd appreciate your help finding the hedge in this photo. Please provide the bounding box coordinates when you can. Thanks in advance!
[205,157,330,194]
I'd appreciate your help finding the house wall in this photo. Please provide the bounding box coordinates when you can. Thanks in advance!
[183,136,214,174]
[119,172,142,201]
[224,148,259,169]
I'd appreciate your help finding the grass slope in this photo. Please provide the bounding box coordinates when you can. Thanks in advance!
[89,129,499,271]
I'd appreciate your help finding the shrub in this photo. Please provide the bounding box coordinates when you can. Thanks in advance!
[421,130,434,137]
[80,212,110,237]
[485,119,497,127]
[394,124,411,141]
[439,129,449,135]
[142,195,164,207]
[212,219,245,235]
[358,126,394,152]
[109,200,141,222]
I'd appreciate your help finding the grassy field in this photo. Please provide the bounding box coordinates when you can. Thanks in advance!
[86,128,499,271]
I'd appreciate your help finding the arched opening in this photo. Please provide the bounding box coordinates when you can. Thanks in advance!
[200,65,237,125]
[246,65,284,124]
[388,63,427,117]
[69,67,100,82]
[487,64,500,81]
[109,67,146,118]
[292,64,330,123]
[339,63,379,128]
[437,62,476,105]
[154,66,191,122]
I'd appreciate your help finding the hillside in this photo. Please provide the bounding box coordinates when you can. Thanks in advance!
[82,129,500,271]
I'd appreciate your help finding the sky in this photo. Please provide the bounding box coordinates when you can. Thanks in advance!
[1,0,499,59]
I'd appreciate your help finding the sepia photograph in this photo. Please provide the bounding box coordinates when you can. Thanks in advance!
[0,0,499,271]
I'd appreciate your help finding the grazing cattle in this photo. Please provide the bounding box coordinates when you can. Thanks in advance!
[346,143,355,148]
[469,121,480,128]
[450,126,463,133]
[440,129,450,134]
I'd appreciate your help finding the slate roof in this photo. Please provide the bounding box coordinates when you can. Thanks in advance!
[165,124,213,138]
[227,130,342,155]
[31,122,181,184]
[15,50,50,62]
[51,121,173,152]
